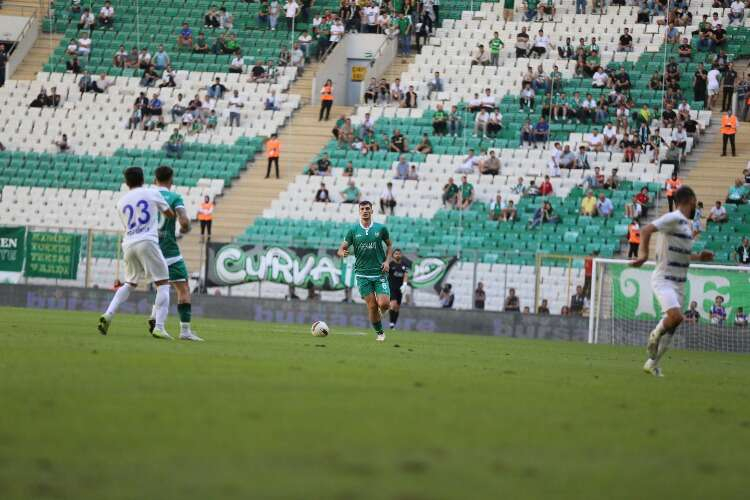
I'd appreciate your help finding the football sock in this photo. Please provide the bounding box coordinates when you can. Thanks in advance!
[154,284,171,330]
[372,320,383,334]
[150,305,156,320]
[177,303,191,323]
[655,333,673,362]
[105,283,133,317]
[390,310,399,325]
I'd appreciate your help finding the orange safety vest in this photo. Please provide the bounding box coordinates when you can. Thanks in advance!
[266,138,281,158]
[628,224,641,244]
[321,84,334,101]
[721,114,737,135]
[665,178,681,197]
[198,202,214,221]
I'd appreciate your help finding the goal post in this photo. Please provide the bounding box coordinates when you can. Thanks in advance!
[589,258,750,353]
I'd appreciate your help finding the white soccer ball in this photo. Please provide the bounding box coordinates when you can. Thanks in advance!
[311,320,329,337]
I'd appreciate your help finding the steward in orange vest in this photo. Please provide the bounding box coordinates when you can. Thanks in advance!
[665,174,682,211]
[319,79,334,121]
[198,195,214,240]
[627,220,640,258]
[265,133,281,179]
[721,112,737,157]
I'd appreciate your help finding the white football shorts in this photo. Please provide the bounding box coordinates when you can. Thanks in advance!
[652,280,684,314]
[124,240,169,284]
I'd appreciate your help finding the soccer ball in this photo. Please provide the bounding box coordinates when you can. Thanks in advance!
[311,321,329,337]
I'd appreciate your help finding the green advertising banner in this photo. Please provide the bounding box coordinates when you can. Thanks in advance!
[0,226,26,272]
[24,232,82,280]
[610,263,750,322]
[206,242,456,291]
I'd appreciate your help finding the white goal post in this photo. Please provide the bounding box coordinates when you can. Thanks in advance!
[589,258,750,353]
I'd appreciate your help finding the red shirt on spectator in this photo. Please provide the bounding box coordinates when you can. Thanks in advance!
[540,180,554,196]
[585,257,593,277]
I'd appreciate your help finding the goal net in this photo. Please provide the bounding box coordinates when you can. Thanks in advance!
[589,258,750,353]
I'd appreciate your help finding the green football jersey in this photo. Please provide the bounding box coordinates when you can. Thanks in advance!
[157,188,184,261]
[345,222,390,277]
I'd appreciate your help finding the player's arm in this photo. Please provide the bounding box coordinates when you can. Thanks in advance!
[154,190,175,218]
[382,238,393,272]
[176,206,190,234]
[630,223,657,267]
[337,240,349,257]
[690,249,714,261]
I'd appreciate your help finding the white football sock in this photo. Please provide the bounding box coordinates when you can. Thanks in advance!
[105,283,133,317]
[180,322,190,334]
[655,333,673,362]
[154,284,171,330]
[651,319,667,337]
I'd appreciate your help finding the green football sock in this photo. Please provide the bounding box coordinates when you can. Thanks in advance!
[372,320,383,334]
[177,303,191,323]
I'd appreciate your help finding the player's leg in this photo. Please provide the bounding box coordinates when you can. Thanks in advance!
[375,277,391,341]
[359,277,385,341]
[389,299,400,329]
[644,286,683,376]
[99,246,142,334]
[142,243,173,339]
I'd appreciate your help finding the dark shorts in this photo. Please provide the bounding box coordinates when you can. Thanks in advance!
[390,286,403,305]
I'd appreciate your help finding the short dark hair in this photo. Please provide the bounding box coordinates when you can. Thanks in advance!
[123,167,145,188]
[359,200,372,207]
[673,186,696,205]
[154,165,174,183]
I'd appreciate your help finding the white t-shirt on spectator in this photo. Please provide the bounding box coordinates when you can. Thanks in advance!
[588,133,603,146]
[100,6,114,17]
[481,95,496,108]
[330,23,345,42]
[230,56,243,70]
[603,126,617,139]
[592,71,608,86]
[534,36,550,48]
[285,1,298,17]
[707,69,721,90]
[228,95,243,112]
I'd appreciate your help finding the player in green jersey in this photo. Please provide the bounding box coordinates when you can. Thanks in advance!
[337,200,393,342]
[149,166,203,341]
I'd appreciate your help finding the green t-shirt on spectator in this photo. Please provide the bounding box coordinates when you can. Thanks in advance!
[461,183,473,199]
[527,0,539,11]
[445,183,459,197]
[489,38,504,54]
[397,17,411,36]
[342,185,360,202]
[225,39,239,51]
[433,110,447,122]
[504,0,515,9]
[393,0,404,13]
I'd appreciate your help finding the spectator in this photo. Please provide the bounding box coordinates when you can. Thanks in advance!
[229,51,244,74]
[721,110,738,157]
[580,189,597,216]
[291,44,305,74]
[152,45,170,71]
[473,109,490,138]
[710,296,727,325]
[736,237,750,265]
[448,105,463,137]
[515,27,530,58]
[432,104,448,135]
[520,84,536,112]
[265,133,281,179]
[708,64,721,108]
[316,153,331,176]
[427,71,444,99]
[212,34,229,56]
[627,219,640,258]
[315,183,330,203]
[596,192,613,217]
[692,201,704,236]
[396,13,412,60]
[177,23,193,50]
[159,66,177,88]
[559,145,577,169]
[634,187,651,218]
[77,32,92,58]
[570,285,586,315]
[227,90,243,127]
[78,8,96,31]
[440,284,455,308]
[264,90,281,111]
[504,288,520,312]
[471,44,490,66]
[584,166,605,189]
[343,162,354,177]
[407,165,419,181]
[540,175,554,196]
[205,5,221,28]
[474,283,486,310]
[481,150,501,176]
[29,88,49,108]
[708,200,728,223]
[414,134,432,154]
[586,129,604,152]
[531,29,552,58]
[380,182,397,214]
[164,128,184,158]
[97,1,115,28]
[127,103,144,130]
[529,200,560,228]
[112,44,129,68]
[618,27,633,52]
[54,134,71,153]
[729,1,746,26]
[456,149,479,174]
[458,175,474,210]
[684,301,701,323]
[390,129,407,153]
[140,64,159,87]
[193,32,210,54]
[340,179,361,204]
[207,77,228,99]
[727,178,749,205]
[489,32,505,66]
[489,194,506,221]
[735,307,748,326]
[537,299,550,314]
[442,177,459,208]
[394,155,410,180]
[533,117,549,145]
[402,85,418,108]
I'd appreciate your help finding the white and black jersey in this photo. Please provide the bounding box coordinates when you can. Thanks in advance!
[652,210,694,287]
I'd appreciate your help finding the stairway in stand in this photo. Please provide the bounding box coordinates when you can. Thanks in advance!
[2,0,57,80]
[180,62,352,272]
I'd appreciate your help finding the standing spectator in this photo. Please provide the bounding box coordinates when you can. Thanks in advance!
[735,307,748,326]
[626,218,640,258]
[489,32,504,66]
[710,296,727,325]
[380,182,397,214]
[736,237,750,265]
[570,285,586,315]
[448,105,462,137]
[708,200,728,223]
[284,0,299,31]
[319,79,334,121]
[504,288,520,312]
[396,13,412,61]
[198,195,214,241]
[314,183,330,203]
[474,282,486,310]
[265,133,281,179]
[684,301,701,323]
[228,90,243,127]
[152,45,170,72]
[708,64,721,109]
[440,284,455,308]
[721,110,738,157]
[722,62,738,112]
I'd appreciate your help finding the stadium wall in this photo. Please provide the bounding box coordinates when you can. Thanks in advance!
[1,284,589,341]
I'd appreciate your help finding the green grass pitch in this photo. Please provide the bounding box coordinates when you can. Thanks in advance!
[1,306,748,500]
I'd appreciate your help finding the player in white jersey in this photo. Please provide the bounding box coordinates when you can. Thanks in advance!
[97,167,176,339]
[631,186,713,376]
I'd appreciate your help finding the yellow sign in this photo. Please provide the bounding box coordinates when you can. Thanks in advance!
[351,66,366,82]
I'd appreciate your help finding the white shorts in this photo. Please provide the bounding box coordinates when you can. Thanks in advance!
[123,240,169,284]
[708,85,719,96]
[652,281,684,313]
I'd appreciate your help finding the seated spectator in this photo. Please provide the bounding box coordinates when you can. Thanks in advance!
[726,178,748,205]
[414,134,432,154]
[474,109,490,138]
[735,307,748,326]
[229,51,244,73]
[471,44,490,66]
[459,175,474,210]
[77,32,92,58]
[529,200,560,228]
[559,145,577,169]
[710,296,727,325]
[316,153,332,176]
[440,284,455,309]
[526,180,541,197]
[442,177,459,208]
[448,105,462,137]
[138,47,152,69]
[29,88,50,108]
[468,93,482,113]
[159,66,177,88]
[65,38,78,56]
[596,192,613,217]
[515,27,530,58]
[393,155,410,180]
[480,88,496,112]
[580,189,597,216]
[407,165,419,181]
[585,166,606,189]
[90,72,112,93]
[661,141,682,172]
[602,123,618,149]
[456,149,479,174]
[249,61,268,82]
[193,32,210,53]
[340,180,361,204]
[540,175,554,196]
[380,182,397,215]
[97,1,115,28]
[575,145,591,169]
[128,103,144,130]
[533,117,549,145]
[205,5,221,28]
[729,0,746,26]
[586,129,604,152]
[315,183,330,202]
[140,64,160,87]
[432,104,448,135]
[633,187,650,218]
[520,84,536,111]
[164,128,184,158]
[736,237,750,265]
[207,77,228,99]
[592,66,608,88]
[427,71,444,99]
[220,6,234,30]
[487,110,503,138]
[708,200,728,223]
[531,29,552,58]
[481,150,501,176]
[264,90,280,111]
[570,286,586,315]
[504,288,520,312]
[170,93,186,123]
[54,134,71,153]
[401,85,418,108]
[489,194,506,221]
[618,27,633,52]
[123,46,139,68]
[113,44,128,68]
[177,23,193,50]
[78,8,96,31]
[343,162,354,177]
[538,0,556,20]
[677,37,692,62]
[511,177,526,196]
[278,47,291,67]
[77,71,93,93]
